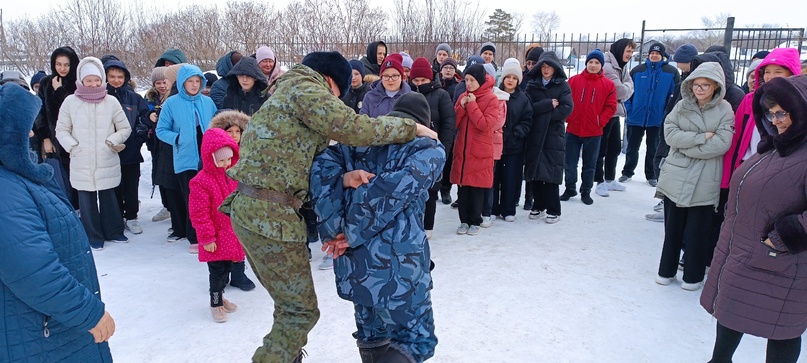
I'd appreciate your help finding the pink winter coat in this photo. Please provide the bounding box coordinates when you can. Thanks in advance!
[189,128,245,263]
[491,88,509,160]
[720,47,802,188]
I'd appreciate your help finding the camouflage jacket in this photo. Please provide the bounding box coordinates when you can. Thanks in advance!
[223,64,417,242]
[310,137,445,309]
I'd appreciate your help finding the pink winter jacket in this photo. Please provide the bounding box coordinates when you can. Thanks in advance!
[720,47,802,188]
[189,128,245,263]
[492,88,509,160]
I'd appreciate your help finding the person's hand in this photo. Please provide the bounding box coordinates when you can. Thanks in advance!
[552,99,559,108]
[460,95,469,108]
[343,170,375,189]
[149,112,158,123]
[467,93,476,103]
[43,138,55,154]
[203,242,217,253]
[322,234,350,258]
[88,311,115,343]
[105,140,126,153]
[763,238,776,249]
[705,132,715,140]
[415,123,439,141]
[29,130,34,138]
[52,76,62,90]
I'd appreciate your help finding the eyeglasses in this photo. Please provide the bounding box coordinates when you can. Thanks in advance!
[765,111,790,123]
[381,74,401,81]
[442,66,455,72]
[692,83,712,91]
[525,60,537,67]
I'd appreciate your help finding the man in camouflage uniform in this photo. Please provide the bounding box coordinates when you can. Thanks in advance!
[310,93,444,363]
[221,51,438,363]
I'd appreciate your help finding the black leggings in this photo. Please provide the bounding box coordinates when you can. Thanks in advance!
[709,322,801,363]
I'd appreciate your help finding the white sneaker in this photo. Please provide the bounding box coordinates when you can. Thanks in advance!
[425,230,433,239]
[189,244,198,254]
[545,215,559,224]
[467,225,481,235]
[595,183,610,197]
[480,216,493,228]
[529,210,546,220]
[456,223,470,235]
[166,234,182,243]
[504,215,516,222]
[152,207,171,222]
[645,212,664,222]
[318,255,333,270]
[606,180,627,191]
[655,275,675,285]
[124,219,143,234]
[653,200,664,212]
[681,281,704,291]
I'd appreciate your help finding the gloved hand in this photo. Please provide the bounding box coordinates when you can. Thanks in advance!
[106,140,126,153]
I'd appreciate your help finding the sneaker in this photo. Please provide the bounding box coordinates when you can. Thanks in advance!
[441,194,452,205]
[653,200,664,212]
[559,189,577,201]
[450,201,459,209]
[655,275,675,285]
[167,227,174,234]
[456,223,470,235]
[581,192,594,205]
[467,225,481,235]
[222,298,238,313]
[91,243,105,251]
[109,235,128,243]
[124,219,143,234]
[504,215,516,222]
[152,207,171,222]
[648,179,658,187]
[529,210,546,220]
[189,244,198,254]
[645,212,664,222]
[595,183,610,197]
[166,234,182,243]
[681,281,704,291]
[425,230,433,239]
[480,216,493,228]
[606,180,627,191]
[523,199,534,211]
[618,175,631,183]
[546,215,560,224]
[318,255,333,270]
[210,306,228,323]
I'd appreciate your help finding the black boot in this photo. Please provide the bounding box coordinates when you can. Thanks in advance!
[377,345,415,363]
[523,182,534,210]
[560,188,577,201]
[581,191,594,205]
[229,261,256,291]
[359,343,390,363]
[440,190,452,205]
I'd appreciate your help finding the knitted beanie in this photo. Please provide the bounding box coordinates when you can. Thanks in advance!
[435,43,452,58]
[400,52,413,69]
[213,146,234,162]
[464,64,487,85]
[501,58,523,84]
[440,58,458,71]
[256,46,275,63]
[409,57,434,81]
[151,67,167,84]
[80,61,103,82]
[380,54,405,77]
[585,49,605,66]
[349,59,366,79]
[673,44,698,63]
[649,42,666,56]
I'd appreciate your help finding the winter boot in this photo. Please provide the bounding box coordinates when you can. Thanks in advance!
[377,344,416,363]
[559,188,577,201]
[210,291,227,323]
[358,340,390,363]
[581,192,594,205]
[229,261,256,291]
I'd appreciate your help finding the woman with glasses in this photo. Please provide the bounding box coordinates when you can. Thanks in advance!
[654,62,734,291]
[700,74,807,363]
[359,54,412,118]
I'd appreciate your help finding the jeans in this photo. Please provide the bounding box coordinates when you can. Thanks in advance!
[622,125,659,179]
[565,133,602,193]
[595,117,621,183]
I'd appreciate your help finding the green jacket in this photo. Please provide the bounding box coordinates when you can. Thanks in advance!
[223,64,417,241]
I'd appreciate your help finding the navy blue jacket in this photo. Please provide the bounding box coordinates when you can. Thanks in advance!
[501,86,533,155]
[210,51,238,109]
[105,60,150,164]
[625,58,680,128]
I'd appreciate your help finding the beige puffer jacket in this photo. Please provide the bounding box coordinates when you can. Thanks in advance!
[55,57,131,192]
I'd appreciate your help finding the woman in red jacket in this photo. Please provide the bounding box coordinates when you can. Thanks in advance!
[561,49,617,205]
[451,64,500,236]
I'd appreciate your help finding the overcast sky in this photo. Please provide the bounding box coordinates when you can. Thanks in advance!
[2,0,804,35]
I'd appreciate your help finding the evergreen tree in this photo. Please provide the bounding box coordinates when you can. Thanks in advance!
[484,9,517,42]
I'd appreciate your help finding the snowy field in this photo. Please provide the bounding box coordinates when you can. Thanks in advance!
[91,145,807,363]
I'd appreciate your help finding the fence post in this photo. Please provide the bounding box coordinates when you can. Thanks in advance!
[723,16,735,52]
[639,20,646,60]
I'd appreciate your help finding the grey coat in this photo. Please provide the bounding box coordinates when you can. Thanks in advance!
[602,51,633,117]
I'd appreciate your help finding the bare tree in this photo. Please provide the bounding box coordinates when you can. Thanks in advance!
[532,11,560,43]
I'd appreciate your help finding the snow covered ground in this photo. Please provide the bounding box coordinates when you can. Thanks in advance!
[92,146,805,363]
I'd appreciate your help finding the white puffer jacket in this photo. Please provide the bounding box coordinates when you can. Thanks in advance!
[55,57,131,192]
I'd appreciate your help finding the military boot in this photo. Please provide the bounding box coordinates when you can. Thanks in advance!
[358,341,390,363]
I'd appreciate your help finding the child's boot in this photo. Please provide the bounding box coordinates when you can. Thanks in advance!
[210,291,227,323]
[229,261,256,291]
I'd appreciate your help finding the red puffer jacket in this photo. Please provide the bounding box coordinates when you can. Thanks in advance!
[565,70,617,137]
[450,74,500,188]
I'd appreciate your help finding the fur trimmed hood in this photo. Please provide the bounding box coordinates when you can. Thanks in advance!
[0,84,53,184]
[209,110,249,132]
[753,75,807,157]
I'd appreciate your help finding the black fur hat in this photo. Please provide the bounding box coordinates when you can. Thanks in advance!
[302,51,352,98]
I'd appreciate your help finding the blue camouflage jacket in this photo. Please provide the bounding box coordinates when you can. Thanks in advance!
[310,137,445,310]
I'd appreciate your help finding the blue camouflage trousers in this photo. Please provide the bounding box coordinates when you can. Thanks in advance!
[353,298,437,362]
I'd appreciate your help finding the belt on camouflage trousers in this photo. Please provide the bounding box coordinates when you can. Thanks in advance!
[237,184,303,210]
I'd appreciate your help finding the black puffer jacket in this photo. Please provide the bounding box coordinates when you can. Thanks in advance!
[441,74,463,104]
[500,86,533,155]
[223,57,269,116]
[409,78,457,152]
[104,60,150,165]
[523,52,574,184]
[34,46,80,161]
[341,83,369,114]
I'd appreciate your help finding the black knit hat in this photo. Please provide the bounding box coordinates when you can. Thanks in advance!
[302,51,352,97]
[649,42,665,56]
[389,92,431,127]
[203,72,218,87]
[464,64,487,86]
[526,47,545,62]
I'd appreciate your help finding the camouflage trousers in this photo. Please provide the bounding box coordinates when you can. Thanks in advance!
[232,223,320,363]
[353,297,437,362]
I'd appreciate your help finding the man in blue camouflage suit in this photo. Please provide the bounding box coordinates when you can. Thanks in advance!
[310,92,445,363]
[222,52,438,363]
